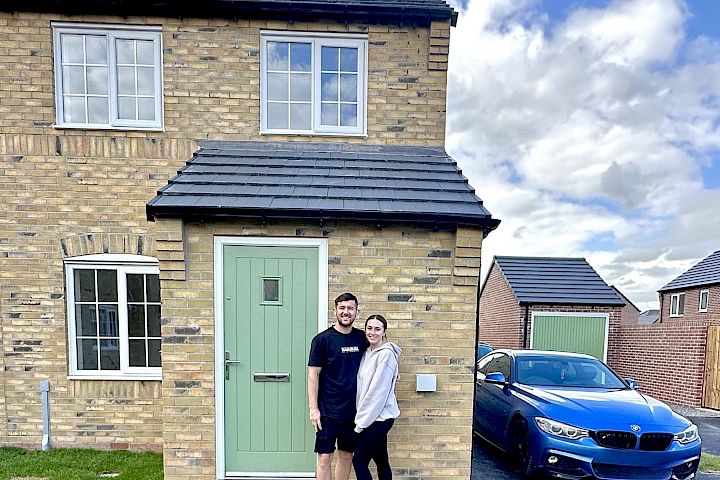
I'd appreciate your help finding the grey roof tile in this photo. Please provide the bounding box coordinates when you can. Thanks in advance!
[147,140,498,229]
[659,250,720,291]
[492,256,624,306]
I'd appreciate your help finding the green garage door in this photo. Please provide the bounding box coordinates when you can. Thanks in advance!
[530,313,608,361]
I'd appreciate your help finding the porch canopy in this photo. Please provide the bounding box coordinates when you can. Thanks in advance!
[147,141,498,232]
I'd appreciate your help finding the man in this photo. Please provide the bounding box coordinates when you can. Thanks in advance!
[308,292,367,480]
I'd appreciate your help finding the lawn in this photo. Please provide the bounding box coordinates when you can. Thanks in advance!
[0,447,163,480]
[701,452,720,473]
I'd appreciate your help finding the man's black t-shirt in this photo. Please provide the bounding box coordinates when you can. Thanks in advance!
[308,326,367,422]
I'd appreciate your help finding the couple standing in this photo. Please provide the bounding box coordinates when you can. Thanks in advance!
[308,292,401,480]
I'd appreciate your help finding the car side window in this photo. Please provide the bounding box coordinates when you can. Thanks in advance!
[477,353,499,377]
[487,354,511,380]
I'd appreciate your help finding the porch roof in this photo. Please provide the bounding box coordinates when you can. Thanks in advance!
[491,256,625,307]
[659,250,720,292]
[146,141,499,231]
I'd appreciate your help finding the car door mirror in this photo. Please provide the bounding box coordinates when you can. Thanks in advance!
[485,372,507,385]
[625,378,639,390]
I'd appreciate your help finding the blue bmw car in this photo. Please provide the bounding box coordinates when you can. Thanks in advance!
[474,350,701,480]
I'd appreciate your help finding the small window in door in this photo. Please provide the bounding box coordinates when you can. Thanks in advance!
[261,277,282,304]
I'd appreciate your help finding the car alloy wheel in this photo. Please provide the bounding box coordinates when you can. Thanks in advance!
[509,418,534,477]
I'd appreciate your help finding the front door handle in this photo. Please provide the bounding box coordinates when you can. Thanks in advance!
[225,352,241,380]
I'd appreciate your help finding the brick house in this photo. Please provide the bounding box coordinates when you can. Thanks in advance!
[0,1,500,478]
[479,256,625,362]
[658,250,720,323]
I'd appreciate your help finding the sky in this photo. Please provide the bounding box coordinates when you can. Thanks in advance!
[444,0,720,311]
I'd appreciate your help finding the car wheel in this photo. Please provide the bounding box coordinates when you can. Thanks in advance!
[508,418,534,478]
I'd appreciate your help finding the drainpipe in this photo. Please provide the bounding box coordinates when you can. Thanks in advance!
[522,304,529,348]
[40,380,51,451]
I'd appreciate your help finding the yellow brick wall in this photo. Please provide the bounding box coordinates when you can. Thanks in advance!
[159,219,483,479]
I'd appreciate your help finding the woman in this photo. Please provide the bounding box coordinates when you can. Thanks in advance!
[353,314,401,480]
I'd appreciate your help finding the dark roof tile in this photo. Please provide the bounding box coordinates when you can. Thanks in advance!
[659,250,720,291]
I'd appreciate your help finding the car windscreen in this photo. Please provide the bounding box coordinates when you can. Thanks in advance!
[516,356,626,388]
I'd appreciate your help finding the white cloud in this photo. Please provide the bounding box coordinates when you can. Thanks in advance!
[447,0,720,310]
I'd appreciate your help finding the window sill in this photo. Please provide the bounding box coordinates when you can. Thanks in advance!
[68,374,162,381]
[260,130,367,138]
[669,314,684,318]
[54,124,165,132]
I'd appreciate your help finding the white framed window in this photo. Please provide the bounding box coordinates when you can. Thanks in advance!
[65,254,161,380]
[260,31,367,136]
[52,23,163,130]
[670,292,685,317]
[699,289,709,313]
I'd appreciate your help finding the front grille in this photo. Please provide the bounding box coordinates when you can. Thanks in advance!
[639,433,673,451]
[593,463,668,480]
[592,430,637,449]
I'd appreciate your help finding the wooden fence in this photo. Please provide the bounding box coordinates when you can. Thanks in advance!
[704,326,720,410]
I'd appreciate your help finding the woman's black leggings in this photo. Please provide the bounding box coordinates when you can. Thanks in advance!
[353,418,395,480]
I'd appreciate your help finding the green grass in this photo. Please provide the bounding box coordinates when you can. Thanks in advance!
[701,452,720,473]
[0,447,163,480]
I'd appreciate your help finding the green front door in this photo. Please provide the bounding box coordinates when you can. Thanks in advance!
[223,245,318,474]
[531,313,608,361]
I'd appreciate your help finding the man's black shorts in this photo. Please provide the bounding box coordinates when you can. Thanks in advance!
[314,416,357,454]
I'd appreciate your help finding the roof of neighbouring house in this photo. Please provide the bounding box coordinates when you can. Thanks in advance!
[1,0,458,26]
[659,250,720,292]
[487,256,625,306]
[637,309,660,324]
[146,141,499,230]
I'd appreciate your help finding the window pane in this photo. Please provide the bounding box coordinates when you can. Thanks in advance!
[147,305,161,337]
[321,103,338,126]
[136,40,154,65]
[340,73,357,102]
[63,66,85,94]
[86,66,108,95]
[340,104,357,127]
[76,304,97,336]
[678,294,685,315]
[263,279,280,302]
[267,103,288,129]
[290,104,311,130]
[128,304,146,337]
[290,73,311,102]
[100,339,120,370]
[118,97,136,120]
[129,339,146,367]
[62,34,85,63]
[340,47,358,72]
[97,270,117,301]
[127,274,144,302]
[117,39,135,64]
[267,73,289,101]
[77,339,98,370]
[321,73,338,101]
[290,42,311,72]
[138,98,155,121]
[146,274,160,302]
[267,41,289,71]
[701,292,709,310]
[63,96,86,123]
[137,67,154,95]
[98,305,119,336]
[74,269,96,302]
[87,96,109,124]
[148,339,162,367]
[86,36,107,64]
[321,46,338,71]
[117,66,136,95]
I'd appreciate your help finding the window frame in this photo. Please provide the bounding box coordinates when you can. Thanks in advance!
[670,292,685,317]
[65,254,161,380]
[52,22,164,131]
[699,289,709,313]
[260,31,368,136]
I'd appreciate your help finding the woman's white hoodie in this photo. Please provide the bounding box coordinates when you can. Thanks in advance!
[354,341,401,433]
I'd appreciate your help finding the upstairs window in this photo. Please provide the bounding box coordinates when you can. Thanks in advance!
[699,290,709,313]
[65,255,161,380]
[53,23,163,130]
[260,32,367,136]
[670,292,685,317]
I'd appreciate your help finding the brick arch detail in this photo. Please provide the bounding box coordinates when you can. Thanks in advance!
[59,233,157,258]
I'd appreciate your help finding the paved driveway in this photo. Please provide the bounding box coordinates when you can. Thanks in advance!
[692,416,720,456]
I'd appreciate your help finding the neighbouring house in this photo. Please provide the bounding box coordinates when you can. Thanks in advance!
[0,1,500,479]
[611,285,640,325]
[637,309,660,324]
[612,250,720,409]
[479,256,625,362]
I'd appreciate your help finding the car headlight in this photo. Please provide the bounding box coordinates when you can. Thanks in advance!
[674,424,699,444]
[535,417,589,440]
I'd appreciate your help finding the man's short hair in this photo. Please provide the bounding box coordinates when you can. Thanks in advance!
[334,292,358,306]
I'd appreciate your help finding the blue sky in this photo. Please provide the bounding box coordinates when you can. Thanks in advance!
[445,0,720,309]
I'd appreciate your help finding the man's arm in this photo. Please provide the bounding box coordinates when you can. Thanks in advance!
[308,366,322,431]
